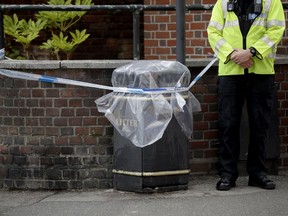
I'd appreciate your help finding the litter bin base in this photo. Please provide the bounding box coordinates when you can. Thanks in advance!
[113,173,189,193]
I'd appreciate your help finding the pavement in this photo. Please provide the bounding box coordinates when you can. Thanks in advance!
[1,170,288,216]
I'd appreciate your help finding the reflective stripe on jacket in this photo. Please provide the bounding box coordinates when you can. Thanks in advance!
[207,0,285,76]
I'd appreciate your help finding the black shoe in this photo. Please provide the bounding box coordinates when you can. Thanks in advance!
[216,177,236,191]
[248,175,276,190]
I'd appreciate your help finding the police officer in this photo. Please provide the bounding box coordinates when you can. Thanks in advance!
[207,0,285,190]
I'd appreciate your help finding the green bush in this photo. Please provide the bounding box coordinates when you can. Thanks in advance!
[4,14,47,59]
[4,0,93,60]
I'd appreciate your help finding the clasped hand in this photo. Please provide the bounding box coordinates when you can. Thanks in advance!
[230,49,253,69]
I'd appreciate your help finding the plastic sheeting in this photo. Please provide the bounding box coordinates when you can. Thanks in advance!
[95,60,201,147]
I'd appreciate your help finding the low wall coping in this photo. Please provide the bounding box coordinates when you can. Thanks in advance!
[0,56,287,70]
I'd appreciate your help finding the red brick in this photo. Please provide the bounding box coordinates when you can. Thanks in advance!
[55,137,69,145]
[144,40,158,46]
[204,130,218,140]
[155,47,171,54]
[280,82,288,90]
[2,155,13,164]
[0,145,8,154]
[83,118,97,126]
[19,108,31,116]
[69,99,82,107]
[155,32,170,39]
[70,137,83,145]
[46,89,59,97]
[61,108,75,117]
[194,122,209,130]
[32,108,45,116]
[46,128,59,136]
[76,108,89,116]
[190,141,209,149]
[54,118,68,126]
[282,157,288,166]
[32,89,45,97]
[69,118,83,126]
[204,112,218,121]
[97,117,110,126]
[26,118,39,126]
[39,99,53,107]
[190,162,210,173]
[154,0,173,4]
[83,136,97,145]
[46,108,59,117]
[54,99,68,107]
[281,117,288,126]
[20,146,33,155]
[204,149,218,158]
[76,127,90,135]
[203,94,217,103]
[145,24,158,31]
[167,39,176,46]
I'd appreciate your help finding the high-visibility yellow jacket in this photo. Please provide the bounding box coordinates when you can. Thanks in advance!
[207,0,285,76]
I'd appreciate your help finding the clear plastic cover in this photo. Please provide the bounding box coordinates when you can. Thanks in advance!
[95,60,201,147]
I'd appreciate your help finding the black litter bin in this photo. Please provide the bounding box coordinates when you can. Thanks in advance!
[95,60,200,193]
[112,101,190,193]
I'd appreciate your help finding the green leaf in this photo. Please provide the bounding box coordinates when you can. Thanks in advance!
[4,14,21,37]
[36,0,93,32]
[70,29,90,44]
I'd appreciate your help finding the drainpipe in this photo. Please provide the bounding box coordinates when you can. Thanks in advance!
[176,0,186,65]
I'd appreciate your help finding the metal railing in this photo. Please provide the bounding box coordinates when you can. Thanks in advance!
[0,4,214,63]
[0,4,287,62]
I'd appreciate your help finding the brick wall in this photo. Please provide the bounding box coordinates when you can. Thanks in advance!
[0,68,114,189]
[1,63,287,189]
[276,64,288,168]
[143,0,216,59]
[143,0,288,59]
[189,65,219,173]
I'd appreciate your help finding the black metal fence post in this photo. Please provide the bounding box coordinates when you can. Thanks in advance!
[133,8,141,60]
[176,0,186,64]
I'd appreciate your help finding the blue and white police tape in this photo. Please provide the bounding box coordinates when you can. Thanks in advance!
[187,57,217,90]
[0,58,217,94]
[0,49,5,60]
[0,48,12,60]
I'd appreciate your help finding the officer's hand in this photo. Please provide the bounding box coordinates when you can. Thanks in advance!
[231,49,253,65]
[239,59,253,69]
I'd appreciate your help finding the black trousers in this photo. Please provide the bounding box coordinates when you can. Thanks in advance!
[217,74,275,180]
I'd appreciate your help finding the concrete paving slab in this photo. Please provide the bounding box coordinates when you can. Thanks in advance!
[1,170,288,216]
